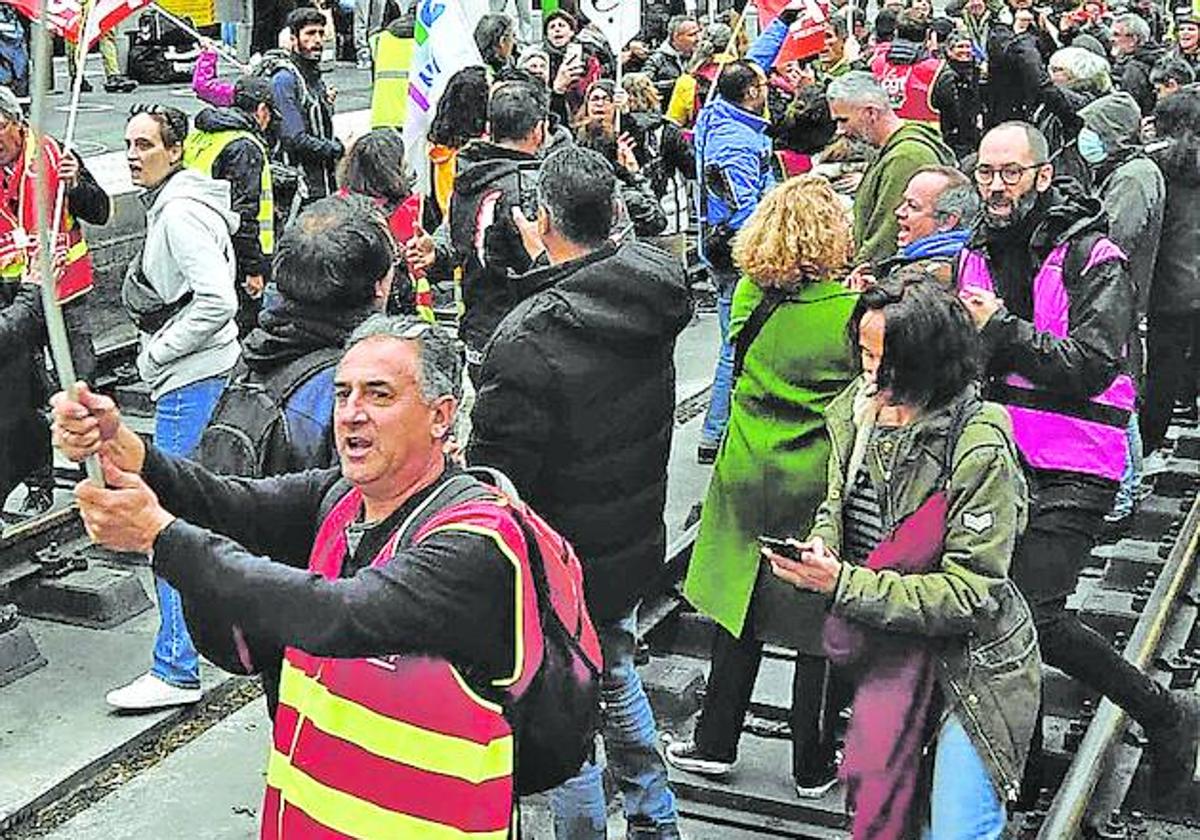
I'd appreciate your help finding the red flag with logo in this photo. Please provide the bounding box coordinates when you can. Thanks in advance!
[775,0,829,65]
[6,0,152,46]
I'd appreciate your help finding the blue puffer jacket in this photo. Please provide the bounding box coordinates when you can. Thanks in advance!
[694,17,789,231]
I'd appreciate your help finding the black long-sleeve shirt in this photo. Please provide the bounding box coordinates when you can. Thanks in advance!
[145,450,517,682]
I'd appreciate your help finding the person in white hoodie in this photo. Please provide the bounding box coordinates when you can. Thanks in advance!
[108,103,241,711]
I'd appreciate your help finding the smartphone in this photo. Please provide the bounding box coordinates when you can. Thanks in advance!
[515,161,541,220]
[758,535,803,561]
[566,41,584,65]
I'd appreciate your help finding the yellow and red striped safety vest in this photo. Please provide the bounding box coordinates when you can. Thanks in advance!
[0,132,95,302]
[261,483,541,839]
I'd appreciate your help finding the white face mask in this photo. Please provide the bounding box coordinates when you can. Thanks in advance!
[1077,127,1108,164]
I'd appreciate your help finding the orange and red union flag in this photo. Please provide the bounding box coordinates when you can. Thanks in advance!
[775,0,829,65]
[5,0,151,46]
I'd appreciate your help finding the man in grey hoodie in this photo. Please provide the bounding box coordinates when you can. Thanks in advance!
[109,103,241,711]
[1077,90,1166,533]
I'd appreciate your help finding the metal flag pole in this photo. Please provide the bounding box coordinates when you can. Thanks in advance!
[30,0,104,486]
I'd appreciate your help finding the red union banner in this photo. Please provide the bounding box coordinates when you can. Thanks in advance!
[775,0,828,65]
[6,0,151,45]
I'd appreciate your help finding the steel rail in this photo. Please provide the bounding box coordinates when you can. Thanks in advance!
[1037,490,1200,839]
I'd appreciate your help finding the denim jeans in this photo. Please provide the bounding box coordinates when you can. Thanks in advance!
[151,375,227,689]
[1111,413,1143,519]
[699,270,737,448]
[923,715,1005,840]
[549,610,679,839]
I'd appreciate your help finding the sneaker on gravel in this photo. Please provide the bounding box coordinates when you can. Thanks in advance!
[664,739,734,777]
[105,672,201,711]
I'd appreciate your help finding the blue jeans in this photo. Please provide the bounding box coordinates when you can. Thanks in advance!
[923,715,1005,840]
[699,269,736,448]
[549,610,679,839]
[151,375,227,689]
[1112,413,1143,519]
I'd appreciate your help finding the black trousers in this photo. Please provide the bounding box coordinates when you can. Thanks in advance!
[1140,308,1200,455]
[1016,469,1176,794]
[694,608,850,781]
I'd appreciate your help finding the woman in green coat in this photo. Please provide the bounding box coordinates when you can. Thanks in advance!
[667,175,857,796]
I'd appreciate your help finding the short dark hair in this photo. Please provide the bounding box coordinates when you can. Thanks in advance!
[875,9,899,41]
[488,80,546,143]
[537,146,614,247]
[1151,56,1196,87]
[286,7,326,34]
[274,195,393,309]
[128,102,188,147]
[232,75,274,115]
[716,60,761,105]
[475,13,516,68]
[848,268,979,410]
[338,128,412,203]
[896,10,930,40]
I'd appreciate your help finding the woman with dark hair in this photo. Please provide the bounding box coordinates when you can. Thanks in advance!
[668,175,858,799]
[337,129,432,322]
[426,65,488,229]
[1141,85,1200,453]
[474,13,517,79]
[765,269,1040,840]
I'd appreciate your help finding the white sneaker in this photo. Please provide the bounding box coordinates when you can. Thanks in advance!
[664,739,735,777]
[105,672,201,711]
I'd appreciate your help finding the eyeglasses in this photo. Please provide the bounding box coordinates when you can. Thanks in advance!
[974,162,1045,185]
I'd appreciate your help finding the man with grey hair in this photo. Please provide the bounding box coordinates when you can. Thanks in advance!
[643,15,702,100]
[51,313,559,835]
[472,144,692,839]
[827,71,955,265]
[859,165,980,286]
[1112,12,1166,114]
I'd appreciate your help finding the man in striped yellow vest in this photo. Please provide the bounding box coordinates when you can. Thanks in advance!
[184,76,276,336]
[369,15,415,129]
[56,315,540,840]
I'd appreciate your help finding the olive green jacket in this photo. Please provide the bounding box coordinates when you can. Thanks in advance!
[810,379,1041,804]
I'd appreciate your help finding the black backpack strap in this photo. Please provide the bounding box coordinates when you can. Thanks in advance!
[732,288,787,382]
[939,399,984,488]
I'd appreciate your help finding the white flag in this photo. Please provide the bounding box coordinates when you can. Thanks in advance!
[578,0,642,53]
[403,0,488,195]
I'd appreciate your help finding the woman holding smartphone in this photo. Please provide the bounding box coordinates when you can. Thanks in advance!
[766,270,1041,840]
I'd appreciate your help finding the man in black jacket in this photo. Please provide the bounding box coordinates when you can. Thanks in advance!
[1112,13,1167,115]
[643,15,701,100]
[186,76,276,337]
[447,80,544,384]
[959,122,1200,805]
[268,7,343,204]
[468,146,691,840]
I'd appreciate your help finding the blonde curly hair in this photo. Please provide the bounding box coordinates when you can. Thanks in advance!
[732,175,852,289]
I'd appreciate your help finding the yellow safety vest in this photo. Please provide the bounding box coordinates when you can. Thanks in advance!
[370,29,413,129]
[183,129,275,257]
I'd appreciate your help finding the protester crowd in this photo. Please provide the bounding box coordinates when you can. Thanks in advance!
[3,0,1200,836]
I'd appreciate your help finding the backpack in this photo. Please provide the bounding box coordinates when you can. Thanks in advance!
[196,348,341,478]
[316,466,605,795]
[126,11,198,84]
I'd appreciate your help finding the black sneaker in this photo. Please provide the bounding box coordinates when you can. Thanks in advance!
[1147,689,1200,805]
[76,77,93,93]
[19,486,54,517]
[104,76,138,93]
[664,739,734,777]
